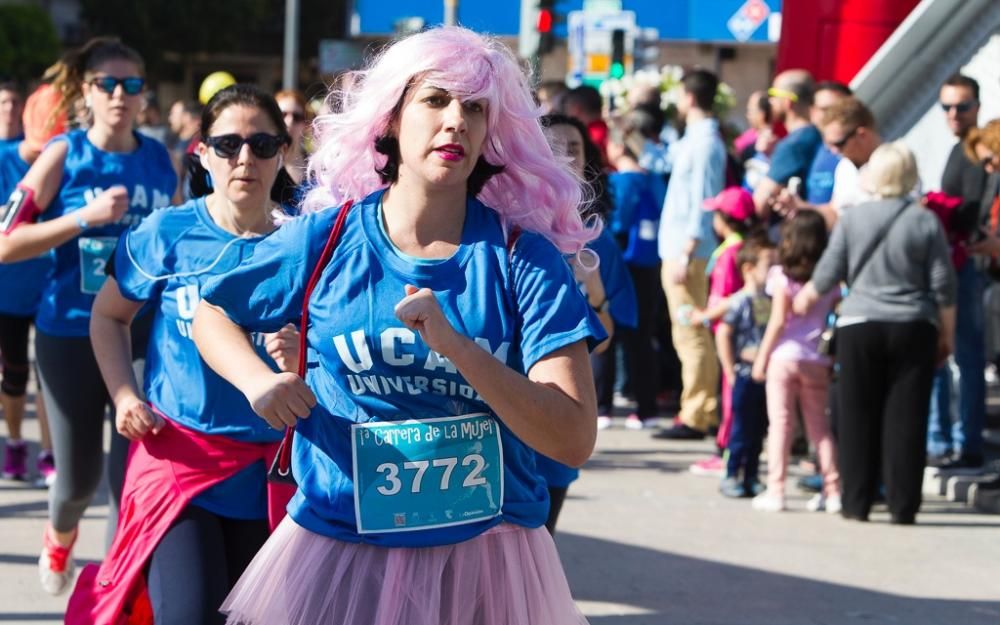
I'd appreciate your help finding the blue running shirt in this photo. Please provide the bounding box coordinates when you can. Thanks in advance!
[35,130,177,336]
[114,198,283,519]
[0,141,51,316]
[202,189,605,546]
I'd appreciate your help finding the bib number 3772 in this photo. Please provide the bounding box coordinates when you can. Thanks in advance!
[351,413,504,534]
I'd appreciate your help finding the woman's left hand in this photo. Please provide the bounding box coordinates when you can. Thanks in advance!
[395,285,462,356]
[265,323,300,373]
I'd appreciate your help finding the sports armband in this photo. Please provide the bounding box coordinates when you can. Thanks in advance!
[0,184,41,234]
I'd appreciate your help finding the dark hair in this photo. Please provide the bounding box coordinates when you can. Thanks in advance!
[736,237,775,270]
[750,90,772,124]
[815,80,852,97]
[778,210,828,282]
[682,69,719,111]
[176,99,202,117]
[541,113,612,220]
[43,36,144,133]
[943,73,980,101]
[563,85,603,117]
[0,81,22,97]
[188,84,296,203]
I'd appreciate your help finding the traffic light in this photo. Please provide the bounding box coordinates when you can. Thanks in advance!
[537,0,556,56]
[609,28,625,79]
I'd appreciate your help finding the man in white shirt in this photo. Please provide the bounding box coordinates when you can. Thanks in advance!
[822,97,882,214]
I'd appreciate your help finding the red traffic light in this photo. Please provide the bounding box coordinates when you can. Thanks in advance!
[537,8,553,33]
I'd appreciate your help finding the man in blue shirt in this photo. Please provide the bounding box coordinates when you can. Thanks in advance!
[655,69,726,440]
[753,70,822,220]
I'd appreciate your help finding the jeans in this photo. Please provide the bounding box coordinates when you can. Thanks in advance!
[726,368,767,484]
[927,262,985,458]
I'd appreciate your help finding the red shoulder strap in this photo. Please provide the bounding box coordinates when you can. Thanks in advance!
[276,200,353,475]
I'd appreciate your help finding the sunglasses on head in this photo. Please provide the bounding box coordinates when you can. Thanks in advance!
[940,100,976,114]
[205,133,287,159]
[830,126,859,150]
[89,76,145,96]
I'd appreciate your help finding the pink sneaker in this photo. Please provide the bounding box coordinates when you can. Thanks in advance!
[2,440,28,480]
[36,450,56,488]
[688,455,725,477]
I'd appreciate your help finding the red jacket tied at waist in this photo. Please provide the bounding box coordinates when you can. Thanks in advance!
[65,416,294,625]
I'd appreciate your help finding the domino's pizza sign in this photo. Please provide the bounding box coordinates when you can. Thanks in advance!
[727,0,771,42]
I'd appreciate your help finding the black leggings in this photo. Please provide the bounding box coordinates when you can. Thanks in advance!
[36,313,151,546]
[147,504,269,625]
[545,486,568,535]
[0,313,32,397]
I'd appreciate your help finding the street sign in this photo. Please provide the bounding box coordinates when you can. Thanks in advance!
[566,9,637,87]
[726,0,771,42]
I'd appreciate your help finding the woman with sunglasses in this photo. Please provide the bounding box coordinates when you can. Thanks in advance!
[0,37,177,596]
[193,27,603,625]
[274,89,310,185]
[67,85,295,625]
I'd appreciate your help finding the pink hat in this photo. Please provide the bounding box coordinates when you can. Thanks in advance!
[703,187,754,221]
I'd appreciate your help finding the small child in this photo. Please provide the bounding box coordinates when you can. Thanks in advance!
[751,211,842,512]
[716,240,775,497]
[688,187,760,476]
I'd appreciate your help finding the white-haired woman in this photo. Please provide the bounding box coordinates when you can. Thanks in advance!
[792,141,956,524]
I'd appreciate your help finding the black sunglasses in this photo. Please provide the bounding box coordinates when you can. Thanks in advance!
[283,110,306,123]
[940,100,977,114]
[89,76,145,96]
[205,133,288,159]
[830,126,859,150]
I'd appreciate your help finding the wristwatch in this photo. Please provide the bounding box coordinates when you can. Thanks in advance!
[590,298,610,314]
[75,214,89,231]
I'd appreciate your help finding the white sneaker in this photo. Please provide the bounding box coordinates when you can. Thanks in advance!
[39,527,76,596]
[751,492,786,512]
[806,493,826,512]
[597,416,613,430]
[624,415,644,430]
[824,494,842,514]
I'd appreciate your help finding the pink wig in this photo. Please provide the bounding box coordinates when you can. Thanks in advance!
[303,26,599,253]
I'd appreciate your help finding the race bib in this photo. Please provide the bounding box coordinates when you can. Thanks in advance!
[351,413,504,534]
[79,237,117,295]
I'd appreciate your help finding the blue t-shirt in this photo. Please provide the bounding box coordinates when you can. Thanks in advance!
[534,228,636,490]
[202,189,604,547]
[35,130,177,337]
[767,125,822,198]
[722,289,771,363]
[806,145,840,205]
[114,198,282,519]
[0,140,52,316]
[609,171,667,268]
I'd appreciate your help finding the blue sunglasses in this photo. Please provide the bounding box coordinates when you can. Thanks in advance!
[89,76,145,96]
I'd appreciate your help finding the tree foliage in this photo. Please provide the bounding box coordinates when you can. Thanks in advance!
[78,0,349,80]
[0,4,61,83]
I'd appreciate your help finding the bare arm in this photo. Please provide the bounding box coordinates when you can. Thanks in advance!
[90,277,163,439]
[752,285,789,382]
[753,177,781,219]
[716,322,737,383]
[395,286,597,467]
[0,142,130,262]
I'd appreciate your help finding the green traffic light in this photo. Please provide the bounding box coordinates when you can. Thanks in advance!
[610,62,624,79]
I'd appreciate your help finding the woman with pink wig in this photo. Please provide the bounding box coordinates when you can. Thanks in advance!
[191,26,603,624]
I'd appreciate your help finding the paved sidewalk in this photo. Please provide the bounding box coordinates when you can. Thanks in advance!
[1,408,999,624]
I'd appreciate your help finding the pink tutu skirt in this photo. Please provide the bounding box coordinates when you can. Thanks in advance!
[221,516,590,625]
